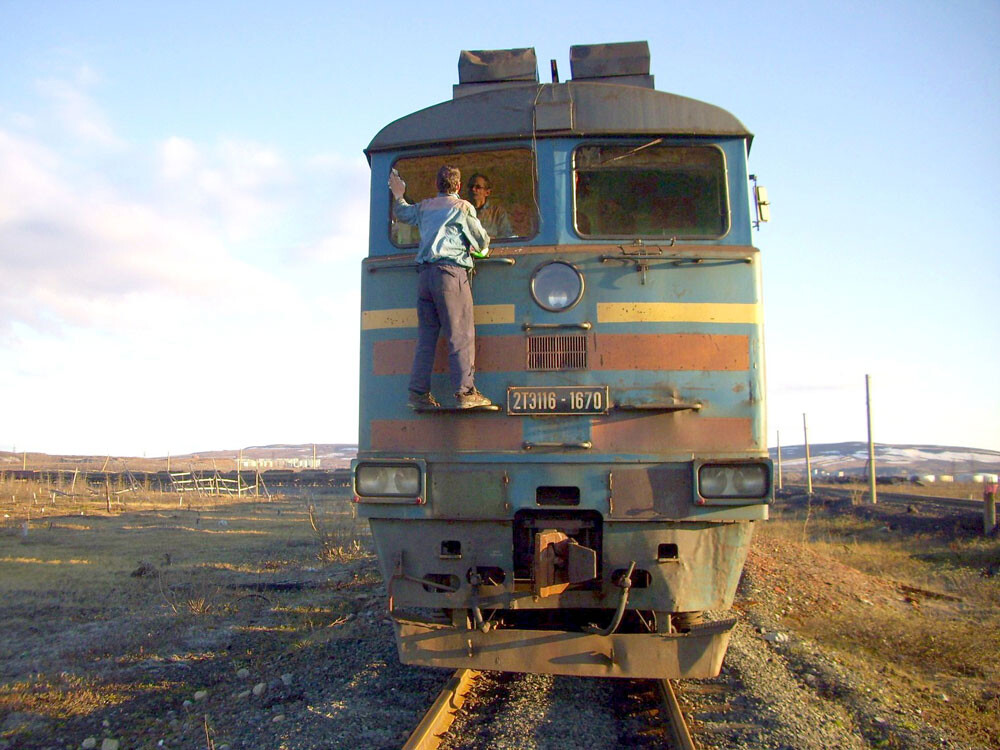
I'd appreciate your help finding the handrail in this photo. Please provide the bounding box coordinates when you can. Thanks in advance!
[600,252,750,283]
[522,441,592,451]
[522,321,592,331]
[615,401,702,412]
[477,256,516,265]
[367,261,416,273]
[368,256,515,273]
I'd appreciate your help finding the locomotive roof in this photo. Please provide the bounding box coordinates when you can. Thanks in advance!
[365,82,753,158]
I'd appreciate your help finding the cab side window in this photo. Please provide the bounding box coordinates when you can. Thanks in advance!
[574,144,729,239]
[390,148,538,247]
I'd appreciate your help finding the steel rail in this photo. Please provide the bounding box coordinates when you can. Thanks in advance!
[402,668,479,750]
[870,492,982,512]
[656,679,698,750]
[785,483,983,512]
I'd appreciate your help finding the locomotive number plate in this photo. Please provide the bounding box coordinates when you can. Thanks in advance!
[506,386,609,415]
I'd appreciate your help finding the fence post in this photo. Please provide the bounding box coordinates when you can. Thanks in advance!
[985,482,998,535]
[803,413,812,495]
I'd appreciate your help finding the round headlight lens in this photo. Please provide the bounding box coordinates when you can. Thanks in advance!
[356,464,420,497]
[732,465,768,496]
[531,261,584,312]
[699,463,770,499]
[698,466,730,497]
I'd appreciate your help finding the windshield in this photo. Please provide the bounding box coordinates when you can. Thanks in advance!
[574,144,729,239]
[390,148,537,247]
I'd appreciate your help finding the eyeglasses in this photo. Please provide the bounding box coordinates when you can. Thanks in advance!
[470,184,488,191]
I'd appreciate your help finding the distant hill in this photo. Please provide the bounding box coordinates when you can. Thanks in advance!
[769,442,1000,478]
[0,444,359,472]
[172,443,358,463]
[6,442,999,478]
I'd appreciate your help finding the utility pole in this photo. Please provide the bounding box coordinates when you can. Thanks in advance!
[776,430,783,490]
[866,374,877,504]
[803,413,812,495]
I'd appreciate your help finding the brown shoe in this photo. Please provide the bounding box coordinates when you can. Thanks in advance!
[455,388,492,409]
[408,391,440,410]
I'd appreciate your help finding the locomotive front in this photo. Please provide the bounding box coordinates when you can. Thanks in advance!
[353,42,772,679]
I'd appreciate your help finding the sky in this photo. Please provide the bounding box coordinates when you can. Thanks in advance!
[1,0,998,457]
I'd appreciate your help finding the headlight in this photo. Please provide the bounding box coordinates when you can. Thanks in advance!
[699,463,769,499]
[531,261,584,312]
[356,463,421,498]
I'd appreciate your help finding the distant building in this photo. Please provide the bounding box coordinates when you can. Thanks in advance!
[966,473,999,483]
[238,457,321,470]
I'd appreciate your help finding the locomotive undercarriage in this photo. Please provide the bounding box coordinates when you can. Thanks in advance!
[368,515,754,678]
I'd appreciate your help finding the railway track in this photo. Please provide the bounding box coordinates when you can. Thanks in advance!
[403,669,699,750]
[403,669,478,750]
[656,678,698,750]
[784,484,984,512]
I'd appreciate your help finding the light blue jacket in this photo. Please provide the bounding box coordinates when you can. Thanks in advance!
[393,193,490,269]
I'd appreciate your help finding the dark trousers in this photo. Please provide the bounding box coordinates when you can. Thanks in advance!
[409,263,476,395]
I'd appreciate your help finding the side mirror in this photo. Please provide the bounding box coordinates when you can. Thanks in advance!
[755,185,770,224]
[749,175,770,230]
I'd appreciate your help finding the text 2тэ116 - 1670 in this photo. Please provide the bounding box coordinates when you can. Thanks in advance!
[506,386,608,415]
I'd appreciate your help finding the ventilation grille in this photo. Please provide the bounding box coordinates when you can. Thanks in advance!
[527,335,588,371]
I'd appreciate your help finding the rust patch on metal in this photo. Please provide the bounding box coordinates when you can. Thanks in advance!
[593,333,747,371]
[372,336,524,376]
[374,333,746,375]
[371,418,523,452]
[609,465,693,518]
[432,469,508,518]
[591,413,752,453]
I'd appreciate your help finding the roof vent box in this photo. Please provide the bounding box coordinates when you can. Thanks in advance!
[454,48,539,98]
[570,41,654,88]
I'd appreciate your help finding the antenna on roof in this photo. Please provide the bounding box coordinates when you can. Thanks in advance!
[550,59,559,83]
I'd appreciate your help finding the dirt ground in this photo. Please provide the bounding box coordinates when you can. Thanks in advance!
[741,491,1000,749]
[0,484,997,749]
[0,487,396,749]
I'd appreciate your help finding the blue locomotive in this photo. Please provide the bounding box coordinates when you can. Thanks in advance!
[353,41,771,679]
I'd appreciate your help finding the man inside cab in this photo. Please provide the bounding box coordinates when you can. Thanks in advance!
[467,173,514,239]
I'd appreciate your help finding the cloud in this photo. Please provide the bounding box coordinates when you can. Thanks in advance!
[160,136,199,180]
[0,72,369,453]
[157,135,293,242]
[0,127,277,336]
[289,153,370,264]
[0,130,63,223]
[36,71,123,149]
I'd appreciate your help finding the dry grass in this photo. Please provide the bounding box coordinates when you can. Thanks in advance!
[307,498,371,562]
[0,675,176,719]
[758,505,1000,748]
[0,471,269,529]
[0,483,373,748]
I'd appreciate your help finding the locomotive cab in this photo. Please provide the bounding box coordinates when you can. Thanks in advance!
[353,41,771,679]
